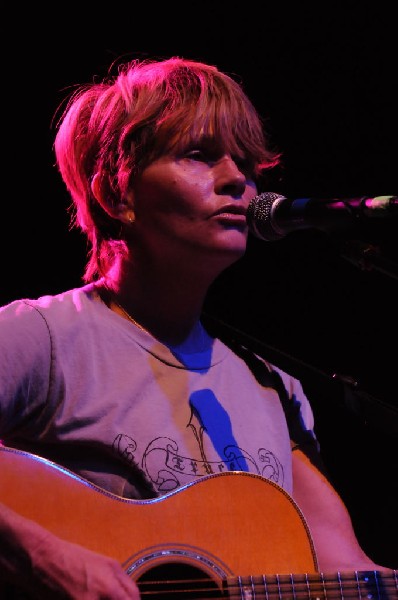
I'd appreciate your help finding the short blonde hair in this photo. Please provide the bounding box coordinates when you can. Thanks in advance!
[54,56,280,281]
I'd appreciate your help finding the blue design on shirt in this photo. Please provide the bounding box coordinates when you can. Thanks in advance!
[189,388,249,472]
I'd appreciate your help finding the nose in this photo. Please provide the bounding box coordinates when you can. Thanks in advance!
[214,155,247,197]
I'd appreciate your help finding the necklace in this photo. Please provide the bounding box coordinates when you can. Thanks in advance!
[99,282,148,332]
[112,299,148,332]
[99,281,209,350]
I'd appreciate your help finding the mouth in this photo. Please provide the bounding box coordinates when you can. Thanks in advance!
[212,204,247,218]
[211,206,248,228]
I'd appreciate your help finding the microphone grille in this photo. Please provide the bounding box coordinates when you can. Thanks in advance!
[247,192,286,241]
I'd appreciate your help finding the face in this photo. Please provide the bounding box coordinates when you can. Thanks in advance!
[129,136,258,271]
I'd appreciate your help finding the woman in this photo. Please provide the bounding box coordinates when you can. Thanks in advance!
[0,56,393,599]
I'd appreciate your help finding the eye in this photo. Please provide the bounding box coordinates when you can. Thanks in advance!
[184,148,209,162]
[233,155,256,177]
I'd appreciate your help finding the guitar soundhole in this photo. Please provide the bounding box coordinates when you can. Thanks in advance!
[137,562,223,598]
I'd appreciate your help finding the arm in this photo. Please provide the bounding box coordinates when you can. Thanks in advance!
[292,448,392,572]
[0,502,140,599]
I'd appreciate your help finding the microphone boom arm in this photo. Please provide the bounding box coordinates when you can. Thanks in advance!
[338,239,398,281]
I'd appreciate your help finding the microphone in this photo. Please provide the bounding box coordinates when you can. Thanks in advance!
[247,192,398,241]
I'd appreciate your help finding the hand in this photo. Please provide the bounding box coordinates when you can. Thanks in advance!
[14,535,141,599]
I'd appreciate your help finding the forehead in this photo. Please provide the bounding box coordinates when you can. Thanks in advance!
[165,106,248,156]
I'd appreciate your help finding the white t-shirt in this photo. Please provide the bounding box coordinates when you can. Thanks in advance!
[0,283,316,499]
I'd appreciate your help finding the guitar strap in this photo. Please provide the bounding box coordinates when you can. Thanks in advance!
[202,313,330,478]
[226,339,329,472]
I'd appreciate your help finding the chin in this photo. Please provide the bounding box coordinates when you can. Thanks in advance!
[224,231,248,256]
[219,243,247,266]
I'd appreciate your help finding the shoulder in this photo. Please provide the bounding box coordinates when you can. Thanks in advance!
[220,338,306,400]
[1,283,98,323]
[0,283,105,345]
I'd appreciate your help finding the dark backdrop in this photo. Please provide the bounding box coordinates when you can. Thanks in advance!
[3,5,397,567]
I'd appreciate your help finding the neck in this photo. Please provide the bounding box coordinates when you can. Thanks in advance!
[99,270,214,347]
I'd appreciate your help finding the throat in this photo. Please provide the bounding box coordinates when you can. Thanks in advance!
[167,321,212,354]
[97,279,210,348]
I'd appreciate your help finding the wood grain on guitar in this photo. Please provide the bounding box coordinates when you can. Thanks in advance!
[1,446,397,598]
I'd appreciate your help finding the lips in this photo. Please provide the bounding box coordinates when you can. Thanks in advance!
[212,204,247,217]
[211,205,248,228]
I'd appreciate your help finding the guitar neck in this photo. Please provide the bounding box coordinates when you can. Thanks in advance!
[224,571,397,599]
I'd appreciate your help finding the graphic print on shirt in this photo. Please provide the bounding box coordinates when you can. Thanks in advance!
[113,388,284,494]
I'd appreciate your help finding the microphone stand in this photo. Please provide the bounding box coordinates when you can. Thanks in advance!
[336,239,398,281]
[202,313,398,436]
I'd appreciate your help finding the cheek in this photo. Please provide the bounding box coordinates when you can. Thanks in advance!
[135,168,212,220]
[166,165,215,214]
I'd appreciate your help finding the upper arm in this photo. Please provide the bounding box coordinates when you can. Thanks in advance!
[0,301,52,436]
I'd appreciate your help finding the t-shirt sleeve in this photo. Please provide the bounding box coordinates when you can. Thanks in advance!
[268,364,331,477]
[0,300,52,437]
[227,340,329,477]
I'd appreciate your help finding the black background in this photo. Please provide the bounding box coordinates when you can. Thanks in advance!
[3,5,397,567]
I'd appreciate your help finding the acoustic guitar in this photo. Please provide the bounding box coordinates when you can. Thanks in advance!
[0,446,396,598]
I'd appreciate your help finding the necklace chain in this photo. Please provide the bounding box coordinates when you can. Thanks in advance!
[112,299,147,332]
[101,282,208,350]
[100,283,147,332]
[113,298,208,350]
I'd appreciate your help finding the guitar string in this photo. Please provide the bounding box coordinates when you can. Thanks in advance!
[137,572,396,598]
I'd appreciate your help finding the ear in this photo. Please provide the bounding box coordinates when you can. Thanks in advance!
[91,173,135,224]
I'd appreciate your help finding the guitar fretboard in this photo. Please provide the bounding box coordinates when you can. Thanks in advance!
[226,571,398,599]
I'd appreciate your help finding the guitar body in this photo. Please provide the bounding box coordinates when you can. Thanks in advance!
[1,446,396,598]
[0,446,316,575]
